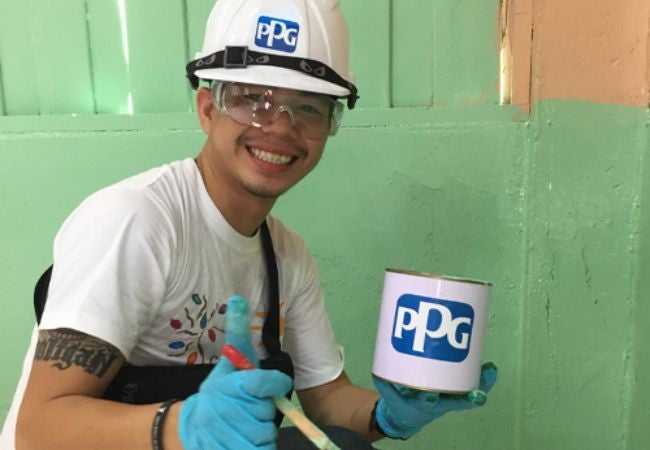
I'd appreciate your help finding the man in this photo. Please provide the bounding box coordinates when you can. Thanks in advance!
[2,0,496,449]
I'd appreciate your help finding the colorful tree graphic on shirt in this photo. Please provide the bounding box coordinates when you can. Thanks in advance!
[167,293,227,364]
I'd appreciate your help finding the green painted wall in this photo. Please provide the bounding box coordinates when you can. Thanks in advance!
[1,0,649,449]
[628,109,650,449]
[520,103,649,450]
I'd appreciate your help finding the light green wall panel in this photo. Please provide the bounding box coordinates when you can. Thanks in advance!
[339,0,391,108]
[0,0,41,114]
[31,0,95,114]
[0,60,5,116]
[86,0,132,114]
[391,0,434,107]
[627,110,650,449]
[86,0,194,114]
[121,0,192,113]
[433,0,500,107]
[520,102,648,450]
[186,0,218,60]
[185,0,220,113]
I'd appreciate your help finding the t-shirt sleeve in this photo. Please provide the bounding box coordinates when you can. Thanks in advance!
[280,240,344,390]
[39,186,173,359]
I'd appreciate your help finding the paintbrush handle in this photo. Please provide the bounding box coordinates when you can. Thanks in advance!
[221,345,342,450]
[271,396,342,450]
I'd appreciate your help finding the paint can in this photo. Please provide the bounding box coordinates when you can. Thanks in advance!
[372,269,491,393]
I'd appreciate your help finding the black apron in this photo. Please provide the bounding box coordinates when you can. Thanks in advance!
[33,220,294,426]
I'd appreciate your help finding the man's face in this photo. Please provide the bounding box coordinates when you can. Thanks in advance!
[198,84,330,199]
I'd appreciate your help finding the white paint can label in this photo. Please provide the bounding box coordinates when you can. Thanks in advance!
[373,269,491,393]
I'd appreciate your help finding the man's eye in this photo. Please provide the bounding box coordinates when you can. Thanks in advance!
[244,93,264,102]
[298,104,325,116]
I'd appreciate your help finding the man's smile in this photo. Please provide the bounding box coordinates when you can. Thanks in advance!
[248,147,296,166]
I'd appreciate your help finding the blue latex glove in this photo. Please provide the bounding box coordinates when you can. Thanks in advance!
[373,362,498,439]
[179,295,293,450]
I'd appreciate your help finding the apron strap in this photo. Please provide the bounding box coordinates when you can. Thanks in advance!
[260,220,281,356]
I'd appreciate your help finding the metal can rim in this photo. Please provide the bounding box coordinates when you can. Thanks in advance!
[385,268,493,286]
[371,373,473,394]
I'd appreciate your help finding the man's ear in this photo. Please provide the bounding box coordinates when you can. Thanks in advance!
[196,87,215,134]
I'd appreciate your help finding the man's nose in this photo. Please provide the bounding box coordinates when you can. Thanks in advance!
[261,107,298,137]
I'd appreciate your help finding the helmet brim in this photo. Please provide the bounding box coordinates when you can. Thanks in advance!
[194,65,352,98]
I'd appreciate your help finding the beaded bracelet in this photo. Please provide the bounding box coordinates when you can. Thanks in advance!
[151,399,180,450]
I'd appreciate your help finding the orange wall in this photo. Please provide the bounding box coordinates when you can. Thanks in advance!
[507,0,649,109]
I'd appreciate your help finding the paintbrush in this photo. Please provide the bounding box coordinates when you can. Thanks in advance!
[221,344,342,450]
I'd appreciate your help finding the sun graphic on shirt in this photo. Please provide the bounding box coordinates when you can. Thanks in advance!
[250,300,286,339]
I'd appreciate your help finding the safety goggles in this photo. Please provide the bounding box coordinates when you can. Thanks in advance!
[212,82,344,139]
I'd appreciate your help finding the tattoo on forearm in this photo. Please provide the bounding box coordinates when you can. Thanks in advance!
[34,329,119,378]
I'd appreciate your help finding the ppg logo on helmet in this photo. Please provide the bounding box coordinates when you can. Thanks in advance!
[255,16,300,53]
[391,294,474,362]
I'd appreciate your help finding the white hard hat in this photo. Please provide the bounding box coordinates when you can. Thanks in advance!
[186,0,359,108]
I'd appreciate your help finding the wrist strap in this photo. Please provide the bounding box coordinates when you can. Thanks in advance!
[369,400,389,438]
[369,399,411,440]
[152,399,179,450]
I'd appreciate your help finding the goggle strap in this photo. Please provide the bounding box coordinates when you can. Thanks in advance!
[186,46,359,109]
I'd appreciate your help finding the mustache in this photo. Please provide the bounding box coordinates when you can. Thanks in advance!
[237,133,308,158]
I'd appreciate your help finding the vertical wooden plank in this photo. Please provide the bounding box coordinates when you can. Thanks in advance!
[509,0,533,113]
[123,0,191,113]
[391,0,434,107]
[185,0,216,61]
[30,0,95,114]
[0,14,6,116]
[340,0,391,109]
[647,6,650,109]
[0,61,6,116]
[86,0,131,114]
[0,0,40,115]
[432,0,500,107]
[184,0,215,112]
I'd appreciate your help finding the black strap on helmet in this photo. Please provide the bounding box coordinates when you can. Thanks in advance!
[186,46,359,109]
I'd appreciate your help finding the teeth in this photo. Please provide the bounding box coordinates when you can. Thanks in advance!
[250,147,293,165]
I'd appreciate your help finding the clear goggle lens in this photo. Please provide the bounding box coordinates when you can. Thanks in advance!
[213,82,344,139]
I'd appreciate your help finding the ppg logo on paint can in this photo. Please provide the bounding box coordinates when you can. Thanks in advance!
[391,294,474,362]
[255,16,299,53]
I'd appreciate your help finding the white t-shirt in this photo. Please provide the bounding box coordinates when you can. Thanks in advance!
[0,158,343,449]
